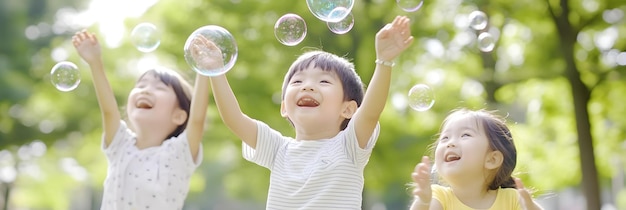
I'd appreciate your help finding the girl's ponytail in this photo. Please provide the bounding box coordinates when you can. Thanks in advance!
[490,176,516,190]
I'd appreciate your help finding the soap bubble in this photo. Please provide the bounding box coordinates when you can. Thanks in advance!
[184,25,238,77]
[50,61,80,92]
[396,0,424,12]
[468,10,488,31]
[130,23,161,53]
[307,0,354,22]
[274,14,307,46]
[327,10,354,34]
[477,32,495,52]
[408,84,435,112]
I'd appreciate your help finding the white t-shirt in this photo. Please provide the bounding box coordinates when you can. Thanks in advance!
[243,120,379,210]
[100,121,202,210]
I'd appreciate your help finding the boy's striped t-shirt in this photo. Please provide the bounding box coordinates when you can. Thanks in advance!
[243,120,379,210]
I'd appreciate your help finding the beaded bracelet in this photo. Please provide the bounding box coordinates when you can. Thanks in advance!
[375,59,395,67]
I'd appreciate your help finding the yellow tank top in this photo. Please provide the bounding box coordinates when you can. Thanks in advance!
[432,184,521,210]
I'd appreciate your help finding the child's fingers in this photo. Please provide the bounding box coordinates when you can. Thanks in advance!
[422,156,430,166]
[411,157,432,200]
[514,177,524,189]
[78,31,88,41]
[72,36,79,47]
[396,16,406,28]
[515,178,531,199]
[72,32,87,47]
[202,37,215,49]
[394,16,406,27]
[405,36,414,45]
[90,33,98,43]
[412,156,431,182]
[515,178,539,209]
[192,43,203,57]
[194,35,215,51]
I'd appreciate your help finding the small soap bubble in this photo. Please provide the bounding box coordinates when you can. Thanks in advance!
[274,14,307,46]
[307,0,354,22]
[50,61,80,92]
[327,10,354,34]
[408,84,435,112]
[396,0,424,12]
[184,25,238,76]
[468,11,488,31]
[130,23,161,53]
[477,32,495,52]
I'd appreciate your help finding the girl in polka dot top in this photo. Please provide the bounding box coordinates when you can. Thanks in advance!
[73,30,217,210]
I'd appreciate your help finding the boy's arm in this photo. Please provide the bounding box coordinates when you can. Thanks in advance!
[72,31,120,147]
[210,75,258,148]
[189,35,258,149]
[352,16,414,148]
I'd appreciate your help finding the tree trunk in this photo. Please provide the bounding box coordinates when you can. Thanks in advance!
[549,0,601,209]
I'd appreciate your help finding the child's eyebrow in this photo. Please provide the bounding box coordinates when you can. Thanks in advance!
[459,126,480,134]
[318,70,339,78]
[441,125,478,134]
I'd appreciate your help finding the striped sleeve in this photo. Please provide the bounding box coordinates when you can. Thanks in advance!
[343,120,380,168]
[242,120,287,169]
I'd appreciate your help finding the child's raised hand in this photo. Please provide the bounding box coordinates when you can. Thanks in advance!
[189,35,224,71]
[375,16,414,62]
[72,30,102,65]
[515,178,544,210]
[411,156,432,205]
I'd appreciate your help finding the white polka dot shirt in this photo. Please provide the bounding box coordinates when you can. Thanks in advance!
[100,121,202,210]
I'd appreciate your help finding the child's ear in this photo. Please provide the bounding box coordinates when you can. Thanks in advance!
[341,100,358,119]
[172,109,188,126]
[280,101,288,117]
[485,150,504,170]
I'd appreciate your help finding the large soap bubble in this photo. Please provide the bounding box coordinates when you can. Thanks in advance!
[468,11,488,31]
[327,10,354,35]
[307,0,354,23]
[50,61,80,92]
[130,22,161,53]
[477,32,495,52]
[274,14,307,46]
[184,25,238,77]
[408,84,435,112]
[396,0,424,12]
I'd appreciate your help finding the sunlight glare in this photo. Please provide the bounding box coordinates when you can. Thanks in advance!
[75,0,159,48]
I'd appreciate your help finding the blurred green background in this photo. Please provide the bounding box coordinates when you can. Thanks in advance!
[1,0,625,209]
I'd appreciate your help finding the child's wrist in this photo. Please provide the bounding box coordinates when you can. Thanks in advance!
[375,59,395,67]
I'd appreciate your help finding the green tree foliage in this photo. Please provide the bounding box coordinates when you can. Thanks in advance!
[1,0,625,209]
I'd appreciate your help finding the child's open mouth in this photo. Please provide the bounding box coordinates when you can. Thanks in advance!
[296,97,319,107]
[136,99,153,109]
[444,153,461,162]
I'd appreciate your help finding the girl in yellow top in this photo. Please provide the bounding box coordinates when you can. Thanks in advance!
[410,108,543,210]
